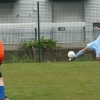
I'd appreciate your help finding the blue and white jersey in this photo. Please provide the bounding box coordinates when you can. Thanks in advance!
[87,35,100,55]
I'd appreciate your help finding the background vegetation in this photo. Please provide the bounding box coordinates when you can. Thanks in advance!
[23,37,57,49]
[4,37,95,63]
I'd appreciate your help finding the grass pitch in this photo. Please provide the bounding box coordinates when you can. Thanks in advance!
[1,61,100,100]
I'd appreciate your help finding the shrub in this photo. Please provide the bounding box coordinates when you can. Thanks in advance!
[23,37,57,49]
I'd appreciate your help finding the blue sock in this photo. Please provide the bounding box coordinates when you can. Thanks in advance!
[75,50,84,58]
[0,86,5,99]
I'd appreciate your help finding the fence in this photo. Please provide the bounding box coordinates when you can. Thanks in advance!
[0,1,100,51]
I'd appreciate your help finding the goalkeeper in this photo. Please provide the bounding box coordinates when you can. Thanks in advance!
[69,27,100,61]
[0,41,10,100]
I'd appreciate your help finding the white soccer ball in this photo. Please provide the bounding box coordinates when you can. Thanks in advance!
[68,51,75,58]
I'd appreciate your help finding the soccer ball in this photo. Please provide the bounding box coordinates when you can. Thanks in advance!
[68,51,75,58]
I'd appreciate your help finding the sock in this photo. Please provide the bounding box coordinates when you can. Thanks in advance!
[0,72,5,99]
[0,86,5,99]
[75,50,84,58]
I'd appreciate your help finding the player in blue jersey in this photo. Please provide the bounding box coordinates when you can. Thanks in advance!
[69,27,100,61]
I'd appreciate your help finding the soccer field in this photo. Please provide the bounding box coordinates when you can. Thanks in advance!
[2,61,100,100]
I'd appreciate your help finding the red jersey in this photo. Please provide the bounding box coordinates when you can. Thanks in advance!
[0,41,4,63]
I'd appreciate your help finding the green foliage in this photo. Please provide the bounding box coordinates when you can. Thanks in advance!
[23,37,57,49]
[75,57,94,62]
[5,51,36,63]
[40,37,56,49]
[23,40,37,49]
[7,51,20,63]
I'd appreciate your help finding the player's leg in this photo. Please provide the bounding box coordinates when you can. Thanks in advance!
[0,72,5,100]
[96,53,100,61]
[96,57,100,61]
[69,47,88,61]
[0,72,10,100]
[75,47,88,57]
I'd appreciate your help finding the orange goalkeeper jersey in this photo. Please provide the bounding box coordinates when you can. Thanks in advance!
[0,41,4,63]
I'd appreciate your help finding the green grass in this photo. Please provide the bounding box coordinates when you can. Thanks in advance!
[1,61,100,100]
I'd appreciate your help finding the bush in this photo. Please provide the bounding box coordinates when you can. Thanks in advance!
[23,37,57,49]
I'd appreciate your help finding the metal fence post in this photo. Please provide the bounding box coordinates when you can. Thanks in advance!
[37,1,41,62]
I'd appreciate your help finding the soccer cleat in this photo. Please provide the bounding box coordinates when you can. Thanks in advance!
[69,57,75,61]
[5,96,10,100]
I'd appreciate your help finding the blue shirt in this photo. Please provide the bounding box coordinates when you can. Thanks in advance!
[87,35,100,55]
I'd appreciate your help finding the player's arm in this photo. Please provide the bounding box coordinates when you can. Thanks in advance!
[94,27,100,30]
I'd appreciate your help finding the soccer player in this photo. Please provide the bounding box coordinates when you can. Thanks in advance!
[69,27,100,61]
[0,41,10,100]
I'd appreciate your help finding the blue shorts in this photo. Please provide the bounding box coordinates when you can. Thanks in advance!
[87,41,100,57]
[0,86,5,99]
[86,35,100,57]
